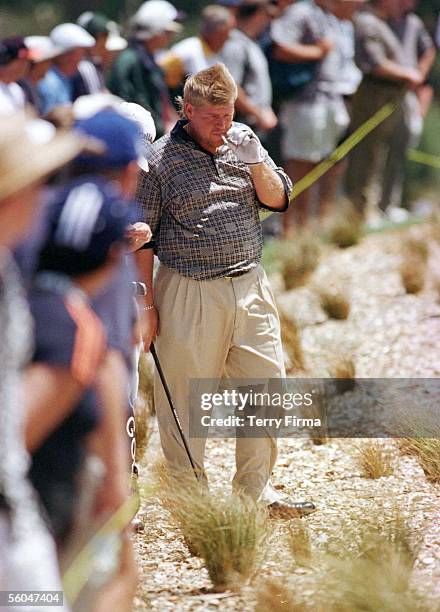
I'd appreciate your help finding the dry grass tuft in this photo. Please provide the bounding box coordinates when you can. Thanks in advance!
[404,234,430,263]
[134,397,153,462]
[324,500,425,564]
[318,504,428,612]
[398,438,440,484]
[400,257,426,294]
[331,356,356,394]
[135,353,155,461]
[321,548,423,612]
[357,504,422,565]
[138,352,155,409]
[287,519,312,566]
[278,310,305,371]
[330,357,356,380]
[309,352,356,393]
[154,467,270,590]
[316,287,350,320]
[256,503,430,612]
[255,579,311,612]
[300,384,329,445]
[399,233,429,294]
[300,352,355,444]
[355,440,394,479]
[325,205,363,248]
[274,234,321,291]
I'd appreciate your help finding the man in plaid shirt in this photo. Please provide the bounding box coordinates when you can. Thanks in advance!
[136,63,316,517]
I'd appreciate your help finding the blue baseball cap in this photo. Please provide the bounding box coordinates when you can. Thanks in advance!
[37,177,134,277]
[74,108,143,171]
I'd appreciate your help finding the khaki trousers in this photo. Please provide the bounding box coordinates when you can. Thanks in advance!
[153,264,285,503]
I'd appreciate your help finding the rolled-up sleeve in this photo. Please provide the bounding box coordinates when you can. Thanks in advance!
[271,10,303,46]
[354,17,388,74]
[258,149,293,212]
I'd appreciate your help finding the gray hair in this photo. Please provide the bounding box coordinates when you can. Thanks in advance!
[201,5,234,36]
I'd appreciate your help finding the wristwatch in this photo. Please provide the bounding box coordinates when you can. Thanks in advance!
[132,281,148,296]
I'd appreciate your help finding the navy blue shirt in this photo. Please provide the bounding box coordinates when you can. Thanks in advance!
[28,276,106,541]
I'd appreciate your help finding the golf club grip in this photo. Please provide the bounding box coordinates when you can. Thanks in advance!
[150,344,199,480]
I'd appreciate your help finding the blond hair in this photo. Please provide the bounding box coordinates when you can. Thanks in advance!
[176,63,237,116]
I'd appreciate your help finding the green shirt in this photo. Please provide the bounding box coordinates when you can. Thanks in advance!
[107,43,169,137]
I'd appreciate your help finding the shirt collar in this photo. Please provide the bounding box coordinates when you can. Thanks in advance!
[170,119,217,157]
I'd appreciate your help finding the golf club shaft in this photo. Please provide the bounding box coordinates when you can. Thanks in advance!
[150,344,199,481]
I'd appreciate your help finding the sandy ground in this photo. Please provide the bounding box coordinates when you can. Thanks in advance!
[132,225,440,611]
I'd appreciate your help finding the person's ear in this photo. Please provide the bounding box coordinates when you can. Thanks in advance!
[184,103,193,121]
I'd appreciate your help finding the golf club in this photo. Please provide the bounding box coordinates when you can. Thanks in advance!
[150,343,200,482]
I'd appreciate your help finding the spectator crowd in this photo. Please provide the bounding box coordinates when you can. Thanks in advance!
[0,0,437,611]
[1,0,436,226]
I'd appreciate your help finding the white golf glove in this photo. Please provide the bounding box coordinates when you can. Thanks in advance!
[222,125,265,165]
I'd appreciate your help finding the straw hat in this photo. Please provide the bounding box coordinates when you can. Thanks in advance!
[0,117,87,200]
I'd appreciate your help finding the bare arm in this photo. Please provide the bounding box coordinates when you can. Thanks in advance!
[272,38,333,63]
[87,349,132,516]
[250,162,288,210]
[373,60,422,86]
[418,46,436,81]
[234,87,277,131]
[24,365,84,453]
[135,248,158,350]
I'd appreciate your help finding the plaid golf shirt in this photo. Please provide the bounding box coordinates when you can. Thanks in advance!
[136,119,292,280]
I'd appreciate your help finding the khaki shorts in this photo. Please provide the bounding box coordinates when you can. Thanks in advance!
[280,94,349,162]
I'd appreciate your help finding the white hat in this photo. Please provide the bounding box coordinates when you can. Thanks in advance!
[106,32,128,51]
[118,102,157,172]
[72,92,126,120]
[24,36,62,62]
[72,95,154,173]
[105,23,128,52]
[132,0,182,40]
[72,94,157,144]
[50,23,95,52]
[118,102,156,144]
